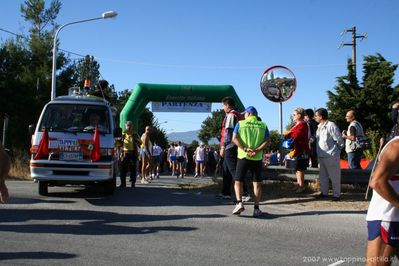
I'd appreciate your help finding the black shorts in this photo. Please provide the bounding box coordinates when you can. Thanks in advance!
[177,156,185,163]
[296,158,308,171]
[152,155,161,164]
[234,158,263,182]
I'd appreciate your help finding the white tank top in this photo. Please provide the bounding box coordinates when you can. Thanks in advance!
[169,147,175,157]
[366,136,399,221]
[195,147,205,161]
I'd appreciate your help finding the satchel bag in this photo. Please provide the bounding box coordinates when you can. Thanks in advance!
[281,138,295,150]
[350,136,371,151]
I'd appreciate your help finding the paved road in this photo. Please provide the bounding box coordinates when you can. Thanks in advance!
[1,176,370,266]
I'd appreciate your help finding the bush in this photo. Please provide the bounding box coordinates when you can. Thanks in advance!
[364,129,385,160]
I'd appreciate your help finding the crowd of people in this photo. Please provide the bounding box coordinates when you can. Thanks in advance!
[2,100,399,264]
[116,123,221,187]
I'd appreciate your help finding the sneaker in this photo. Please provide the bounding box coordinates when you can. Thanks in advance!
[194,173,199,178]
[215,193,223,199]
[141,179,149,184]
[222,195,232,200]
[178,174,183,178]
[156,174,160,179]
[315,193,328,199]
[253,208,263,217]
[332,196,340,202]
[232,202,245,215]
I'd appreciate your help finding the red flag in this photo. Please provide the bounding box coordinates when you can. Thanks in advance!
[34,127,49,160]
[91,127,101,162]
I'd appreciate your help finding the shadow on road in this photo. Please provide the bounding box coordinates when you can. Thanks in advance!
[0,208,225,235]
[87,186,230,207]
[238,209,366,220]
[0,251,76,261]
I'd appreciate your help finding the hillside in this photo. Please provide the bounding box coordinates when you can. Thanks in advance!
[166,130,218,145]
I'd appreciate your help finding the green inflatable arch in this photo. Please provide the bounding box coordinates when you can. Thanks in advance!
[119,83,244,130]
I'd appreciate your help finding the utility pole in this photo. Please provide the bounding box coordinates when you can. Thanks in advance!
[339,26,367,78]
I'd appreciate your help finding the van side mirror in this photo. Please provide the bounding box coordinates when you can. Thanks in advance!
[29,124,36,135]
[114,127,122,138]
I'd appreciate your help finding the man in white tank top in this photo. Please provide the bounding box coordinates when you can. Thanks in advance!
[366,136,399,264]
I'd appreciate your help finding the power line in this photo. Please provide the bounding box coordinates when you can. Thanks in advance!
[1,27,394,72]
[0,27,86,58]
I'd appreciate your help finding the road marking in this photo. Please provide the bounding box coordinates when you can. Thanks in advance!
[141,229,151,233]
[328,260,345,266]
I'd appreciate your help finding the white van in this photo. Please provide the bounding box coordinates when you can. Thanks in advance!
[29,89,121,195]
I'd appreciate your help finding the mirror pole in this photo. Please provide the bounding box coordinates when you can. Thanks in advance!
[279,102,284,166]
[279,102,283,135]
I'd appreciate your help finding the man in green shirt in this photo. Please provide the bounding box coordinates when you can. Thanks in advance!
[232,106,269,217]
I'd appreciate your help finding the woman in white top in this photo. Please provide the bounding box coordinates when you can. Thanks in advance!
[167,143,177,176]
[194,143,206,177]
[140,126,153,183]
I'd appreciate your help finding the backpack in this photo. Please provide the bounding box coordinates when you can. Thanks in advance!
[229,110,244,122]
[220,109,244,146]
[349,121,371,151]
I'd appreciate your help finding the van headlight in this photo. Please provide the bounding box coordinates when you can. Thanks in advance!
[100,148,114,156]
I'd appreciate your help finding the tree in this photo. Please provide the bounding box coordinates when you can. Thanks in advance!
[0,40,32,148]
[73,55,100,88]
[327,58,360,130]
[20,0,64,104]
[328,55,398,133]
[198,109,224,144]
[360,54,398,133]
[20,0,61,36]
[327,54,398,157]
[269,130,281,152]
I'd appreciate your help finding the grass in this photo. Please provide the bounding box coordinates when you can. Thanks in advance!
[8,151,31,180]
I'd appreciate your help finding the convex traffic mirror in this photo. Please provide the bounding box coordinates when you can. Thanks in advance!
[260,65,297,103]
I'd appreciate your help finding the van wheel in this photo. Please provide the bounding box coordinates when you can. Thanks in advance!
[38,181,48,196]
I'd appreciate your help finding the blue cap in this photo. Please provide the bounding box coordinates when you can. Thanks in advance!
[244,106,258,116]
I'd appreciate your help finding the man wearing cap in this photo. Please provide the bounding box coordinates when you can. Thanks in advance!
[232,106,270,217]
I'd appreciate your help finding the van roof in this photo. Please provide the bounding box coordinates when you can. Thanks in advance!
[52,95,109,105]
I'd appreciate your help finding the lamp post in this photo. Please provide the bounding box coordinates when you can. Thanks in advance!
[50,11,117,100]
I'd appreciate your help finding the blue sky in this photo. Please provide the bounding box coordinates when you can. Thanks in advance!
[2,0,399,134]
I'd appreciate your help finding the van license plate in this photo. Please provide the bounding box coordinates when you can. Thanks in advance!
[60,152,83,161]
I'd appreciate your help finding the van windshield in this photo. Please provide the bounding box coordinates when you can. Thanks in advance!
[39,104,111,134]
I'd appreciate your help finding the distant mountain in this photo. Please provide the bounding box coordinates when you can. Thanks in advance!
[167,130,200,144]
[166,130,218,145]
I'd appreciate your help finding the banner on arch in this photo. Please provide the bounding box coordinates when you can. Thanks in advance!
[151,102,211,113]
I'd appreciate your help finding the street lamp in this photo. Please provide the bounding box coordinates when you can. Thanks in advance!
[50,11,118,100]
